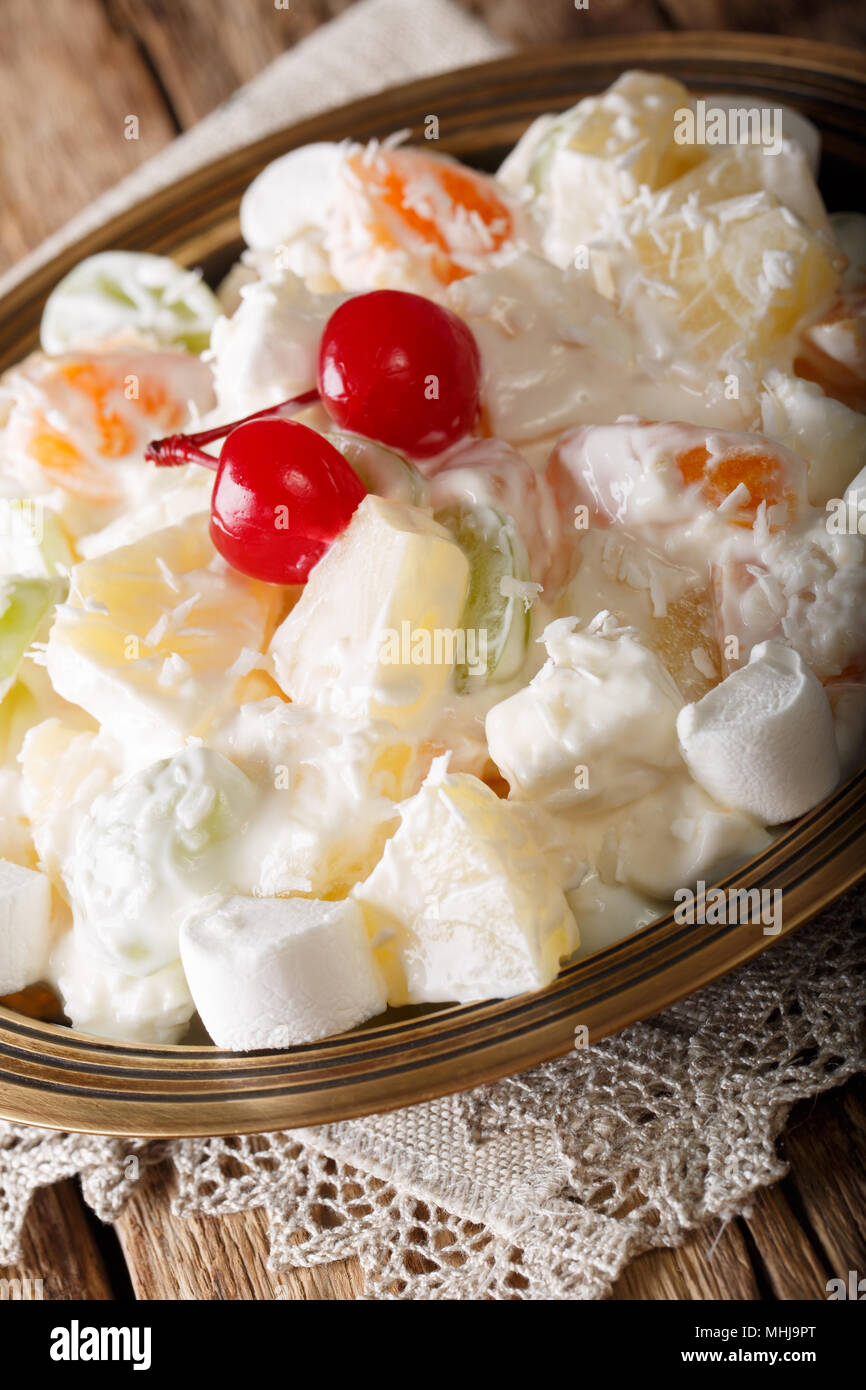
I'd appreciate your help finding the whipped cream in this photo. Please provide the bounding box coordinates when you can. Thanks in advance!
[485,613,683,811]
[48,929,195,1044]
[0,859,53,994]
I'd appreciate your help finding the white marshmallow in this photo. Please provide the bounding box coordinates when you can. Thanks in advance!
[0,859,54,994]
[677,641,839,823]
[179,894,387,1050]
[485,614,683,811]
[353,760,577,1004]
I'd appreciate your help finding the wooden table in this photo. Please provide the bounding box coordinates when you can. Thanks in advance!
[1,0,864,1299]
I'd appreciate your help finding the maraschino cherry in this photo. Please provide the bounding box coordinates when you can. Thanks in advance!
[146,410,365,585]
[146,289,481,583]
[317,289,481,458]
[211,418,366,584]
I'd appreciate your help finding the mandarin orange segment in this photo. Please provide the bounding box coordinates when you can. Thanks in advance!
[675,444,796,526]
[138,376,184,424]
[346,148,513,285]
[565,73,706,190]
[18,355,196,505]
[824,659,866,686]
[59,361,112,394]
[60,359,181,455]
[28,419,122,504]
[97,409,136,458]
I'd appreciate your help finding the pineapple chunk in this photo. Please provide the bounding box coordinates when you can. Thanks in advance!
[45,514,283,768]
[647,589,721,703]
[353,760,577,1004]
[662,142,830,235]
[619,196,841,364]
[510,71,705,198]
[19,719,121,879]
[499,72,706,262]
[270,495,470,731]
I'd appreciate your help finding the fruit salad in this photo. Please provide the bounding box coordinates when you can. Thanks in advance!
[1,72,865,1049]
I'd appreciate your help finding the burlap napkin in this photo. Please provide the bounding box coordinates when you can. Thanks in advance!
[0,0,863,1300]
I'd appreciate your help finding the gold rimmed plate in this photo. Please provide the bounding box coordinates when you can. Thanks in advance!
[1,33,865,1136]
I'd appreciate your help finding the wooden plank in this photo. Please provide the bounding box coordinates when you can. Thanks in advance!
[611,1219,761,1300]
[740,1183,830,1300]
[111,0,670,136]
[0,0,178,272]
[0,1180,114,1300]
[656,0,866,47]
[105,0,349,130]
[780,1076,866,1283]
[113,1161,365,1299]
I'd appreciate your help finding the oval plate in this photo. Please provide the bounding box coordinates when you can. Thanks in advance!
[1,33,865,1136]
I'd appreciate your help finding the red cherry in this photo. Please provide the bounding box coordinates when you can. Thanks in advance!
[209,418,365,584]
[317,290,481,459]
[146,291,483,577]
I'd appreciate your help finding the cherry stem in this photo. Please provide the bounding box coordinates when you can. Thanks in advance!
[145,388,321,469]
